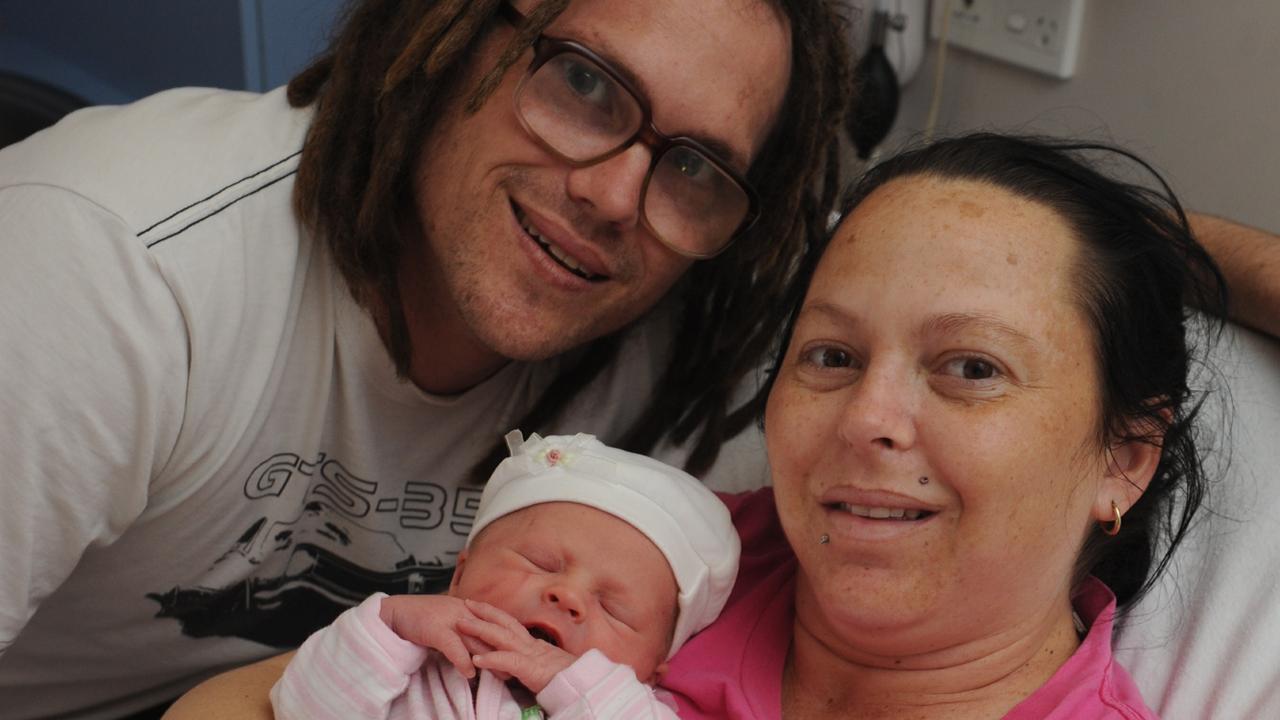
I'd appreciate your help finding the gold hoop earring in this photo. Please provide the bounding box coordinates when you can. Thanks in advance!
[1102,500,1122,536]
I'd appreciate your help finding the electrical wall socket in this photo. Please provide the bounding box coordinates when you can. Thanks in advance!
[929,0,1085,79]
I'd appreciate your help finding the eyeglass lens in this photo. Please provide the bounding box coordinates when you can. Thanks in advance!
[516,49,751,256]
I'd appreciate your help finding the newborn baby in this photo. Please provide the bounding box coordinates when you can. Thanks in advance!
[272,431,739,719]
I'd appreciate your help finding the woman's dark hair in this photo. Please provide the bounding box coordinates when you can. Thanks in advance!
[286,0,854,479]
[768,133,1228,609]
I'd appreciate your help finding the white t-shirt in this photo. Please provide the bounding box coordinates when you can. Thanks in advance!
[0,87,681,719]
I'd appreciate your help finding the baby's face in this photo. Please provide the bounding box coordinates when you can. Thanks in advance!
[450,502,677,682]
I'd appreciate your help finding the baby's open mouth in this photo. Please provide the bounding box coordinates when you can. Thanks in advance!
[526,624,561,647]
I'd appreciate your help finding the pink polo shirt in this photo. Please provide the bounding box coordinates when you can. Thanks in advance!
[661,488,1158,719]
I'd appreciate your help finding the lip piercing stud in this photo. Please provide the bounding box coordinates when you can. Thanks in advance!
[819,534,830,545]
[918,476,930,485]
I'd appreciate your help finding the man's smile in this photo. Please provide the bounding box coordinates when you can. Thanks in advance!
[513,202,607,282]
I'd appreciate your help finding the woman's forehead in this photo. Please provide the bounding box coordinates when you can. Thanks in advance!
[831,177,1075,275]
[810,176,1087,337]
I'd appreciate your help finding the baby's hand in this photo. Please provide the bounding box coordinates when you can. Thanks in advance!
[459,598,577,693]
[378,594,491,678]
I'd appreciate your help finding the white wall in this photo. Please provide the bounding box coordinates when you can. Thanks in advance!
[877,0,1280,231]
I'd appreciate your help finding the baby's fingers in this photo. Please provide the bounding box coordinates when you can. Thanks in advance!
[433,631,477,679]
[459,631,494,657]
[463,599,527,633]
[473,650,551,693]
[457,615,530,652]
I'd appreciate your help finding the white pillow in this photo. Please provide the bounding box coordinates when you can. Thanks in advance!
[1116,322,1280,717]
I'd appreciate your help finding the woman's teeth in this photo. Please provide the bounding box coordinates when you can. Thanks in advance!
[517,209,600,280]
[833,502,926,521]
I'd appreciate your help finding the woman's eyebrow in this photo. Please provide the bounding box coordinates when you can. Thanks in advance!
[796,301,857,326]
[928,312,1037,350]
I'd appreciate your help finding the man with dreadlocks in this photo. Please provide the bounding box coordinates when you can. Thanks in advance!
[0,0,851,717]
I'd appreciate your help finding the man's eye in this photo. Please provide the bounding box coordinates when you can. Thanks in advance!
[669,148,708,179]
[563,61,606,101]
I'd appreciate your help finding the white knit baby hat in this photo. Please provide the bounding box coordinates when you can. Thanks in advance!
[467,430,740,658]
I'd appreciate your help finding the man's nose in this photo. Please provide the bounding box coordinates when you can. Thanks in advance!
[565,143,651,229]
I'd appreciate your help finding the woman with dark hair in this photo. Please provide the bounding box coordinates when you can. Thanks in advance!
[660,133,1226,719]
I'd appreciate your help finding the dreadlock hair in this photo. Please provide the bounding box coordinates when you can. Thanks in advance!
[288,0,854,480]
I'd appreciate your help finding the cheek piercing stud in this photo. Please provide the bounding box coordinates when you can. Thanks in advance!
[918,476,930,485]
[819,534,830,545]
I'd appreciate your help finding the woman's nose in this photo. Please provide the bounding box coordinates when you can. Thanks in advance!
[837,362,918,452]
[542,582,586,622]
[565,143,651,229]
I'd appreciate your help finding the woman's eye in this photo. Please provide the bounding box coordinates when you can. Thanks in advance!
[943,357,1000,381]
[800,345,854,369]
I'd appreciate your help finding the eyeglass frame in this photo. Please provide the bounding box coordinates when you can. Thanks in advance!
[497,3,762,259]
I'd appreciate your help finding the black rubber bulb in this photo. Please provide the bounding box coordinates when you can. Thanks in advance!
[847,13,901,160]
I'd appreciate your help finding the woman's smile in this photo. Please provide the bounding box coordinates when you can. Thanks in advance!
[818,486,941,543]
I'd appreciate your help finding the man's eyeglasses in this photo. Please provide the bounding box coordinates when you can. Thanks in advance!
[499,3,760,258]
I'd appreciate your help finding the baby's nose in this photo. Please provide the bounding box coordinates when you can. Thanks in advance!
[543,585,585,621]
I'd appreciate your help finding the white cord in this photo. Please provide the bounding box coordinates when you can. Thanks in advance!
[923,0,953,142]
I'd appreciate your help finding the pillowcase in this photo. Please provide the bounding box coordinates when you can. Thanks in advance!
[1115,322,1280,716]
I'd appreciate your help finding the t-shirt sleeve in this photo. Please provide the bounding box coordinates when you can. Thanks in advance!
[0,184,187,655]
